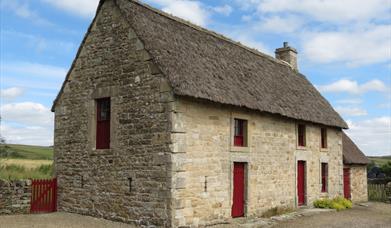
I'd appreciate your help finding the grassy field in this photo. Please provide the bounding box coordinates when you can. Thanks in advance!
[368,156,391,166]
[0,144,53,180]
[3,144,53,160]
[2,159,52,169]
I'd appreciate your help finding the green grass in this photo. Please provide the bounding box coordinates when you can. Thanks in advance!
[368,156,391,166]
[0,163,53,180]
[2,144,53,160]
[0,144,54,180]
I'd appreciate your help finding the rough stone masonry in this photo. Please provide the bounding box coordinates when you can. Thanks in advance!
[0,179,31,215]
[51,0,360,227]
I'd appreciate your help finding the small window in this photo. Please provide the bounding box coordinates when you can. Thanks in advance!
[96,98,111,149]
[321,128,327,149]
[321,163,328,192]
[297,124,306,147]
[234,118,247,147]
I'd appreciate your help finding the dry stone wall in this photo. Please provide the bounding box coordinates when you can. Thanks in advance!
[0,179,31,214]
[53,0,172,227]
[170,97,344,227]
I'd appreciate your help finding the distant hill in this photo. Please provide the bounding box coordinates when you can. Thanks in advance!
[2,144,53,160]
[368,156,391,167]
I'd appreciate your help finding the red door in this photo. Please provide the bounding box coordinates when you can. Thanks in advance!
[297,161,306,206]
[232,162,245,217]
[343,168,351,199]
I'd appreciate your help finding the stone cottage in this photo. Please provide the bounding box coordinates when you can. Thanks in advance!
[51,0,366,227]
[342,132,369,202]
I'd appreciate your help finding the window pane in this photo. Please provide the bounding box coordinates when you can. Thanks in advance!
[98,98,110,121]
[298,124,305,147]
[234,118,247,147]
[96,98,111,149]
[321,128,327,148]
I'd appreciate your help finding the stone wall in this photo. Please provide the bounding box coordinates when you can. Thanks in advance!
[349,165,368,202]
[170,97,344,227]
[0,179,31,214]
[53,0,172,226]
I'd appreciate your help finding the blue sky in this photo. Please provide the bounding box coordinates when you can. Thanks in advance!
[0,0,390,156]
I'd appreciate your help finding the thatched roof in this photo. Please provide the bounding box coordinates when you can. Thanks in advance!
[52,0,348,129]
[343,132,369,165]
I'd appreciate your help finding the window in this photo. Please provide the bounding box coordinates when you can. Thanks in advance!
[297,124,306,147]
[321,128,327,149]
[96,98,111,149]
[234,118,247,147]
[321,163,328,192]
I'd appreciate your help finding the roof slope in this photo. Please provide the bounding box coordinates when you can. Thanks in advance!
[343,132,369,165]
[115,0,347,128]
[52,0,347,128]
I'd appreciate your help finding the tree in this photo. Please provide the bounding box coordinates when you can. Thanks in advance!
[367,160,376,171]
[380,161,391,177]
[0,116,10,157]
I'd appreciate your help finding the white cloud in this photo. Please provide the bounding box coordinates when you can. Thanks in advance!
[42,0,99,18]
[0,124,53,146]
[234,1,390,66]
[1,62,67,79]
[303,25,391,65]
[239,0,390,24]
[213,5,233,16]
[235,35,271,55]
[241,15,253,22]
[2,30,75,54]
[254,15,304,33]
[146,0,209,26]
[0,102,53,127]
[336,106,367,117]
[0,87,24,100]
[336,99,363,105]
[162,1,208,26]
[345,117,391,156]
[317,79,388,94]
[0,0,52,26]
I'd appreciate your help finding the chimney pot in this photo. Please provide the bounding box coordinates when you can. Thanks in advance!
[275,42,298,71]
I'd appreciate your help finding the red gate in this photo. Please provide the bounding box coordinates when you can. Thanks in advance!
[30,178,57,213]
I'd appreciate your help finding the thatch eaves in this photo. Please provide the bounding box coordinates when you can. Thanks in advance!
[343,132,369,165]
[52,0,348,129]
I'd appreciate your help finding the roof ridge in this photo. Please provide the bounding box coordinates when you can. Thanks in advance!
[127,0,292,69]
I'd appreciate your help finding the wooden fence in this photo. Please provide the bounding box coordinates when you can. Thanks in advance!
[368,183,389,202]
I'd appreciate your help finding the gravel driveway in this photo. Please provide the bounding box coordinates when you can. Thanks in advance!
[0,212,135,228]
[0,202,389,228]
[273,202,391,228]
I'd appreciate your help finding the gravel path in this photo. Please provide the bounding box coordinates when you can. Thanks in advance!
[0,212,135,228]
[0,202,389,228]
[272,202,391,228]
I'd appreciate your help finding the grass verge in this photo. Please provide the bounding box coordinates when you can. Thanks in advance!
[0,162,53,180]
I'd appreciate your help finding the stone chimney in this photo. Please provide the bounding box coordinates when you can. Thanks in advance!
[275,42,298,71]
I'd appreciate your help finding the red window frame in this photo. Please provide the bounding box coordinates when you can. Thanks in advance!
[321,163,328,192]
[298,124,306,147]
[96,98,111,149]
[321,128,327,149]
[234,119,247,147]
